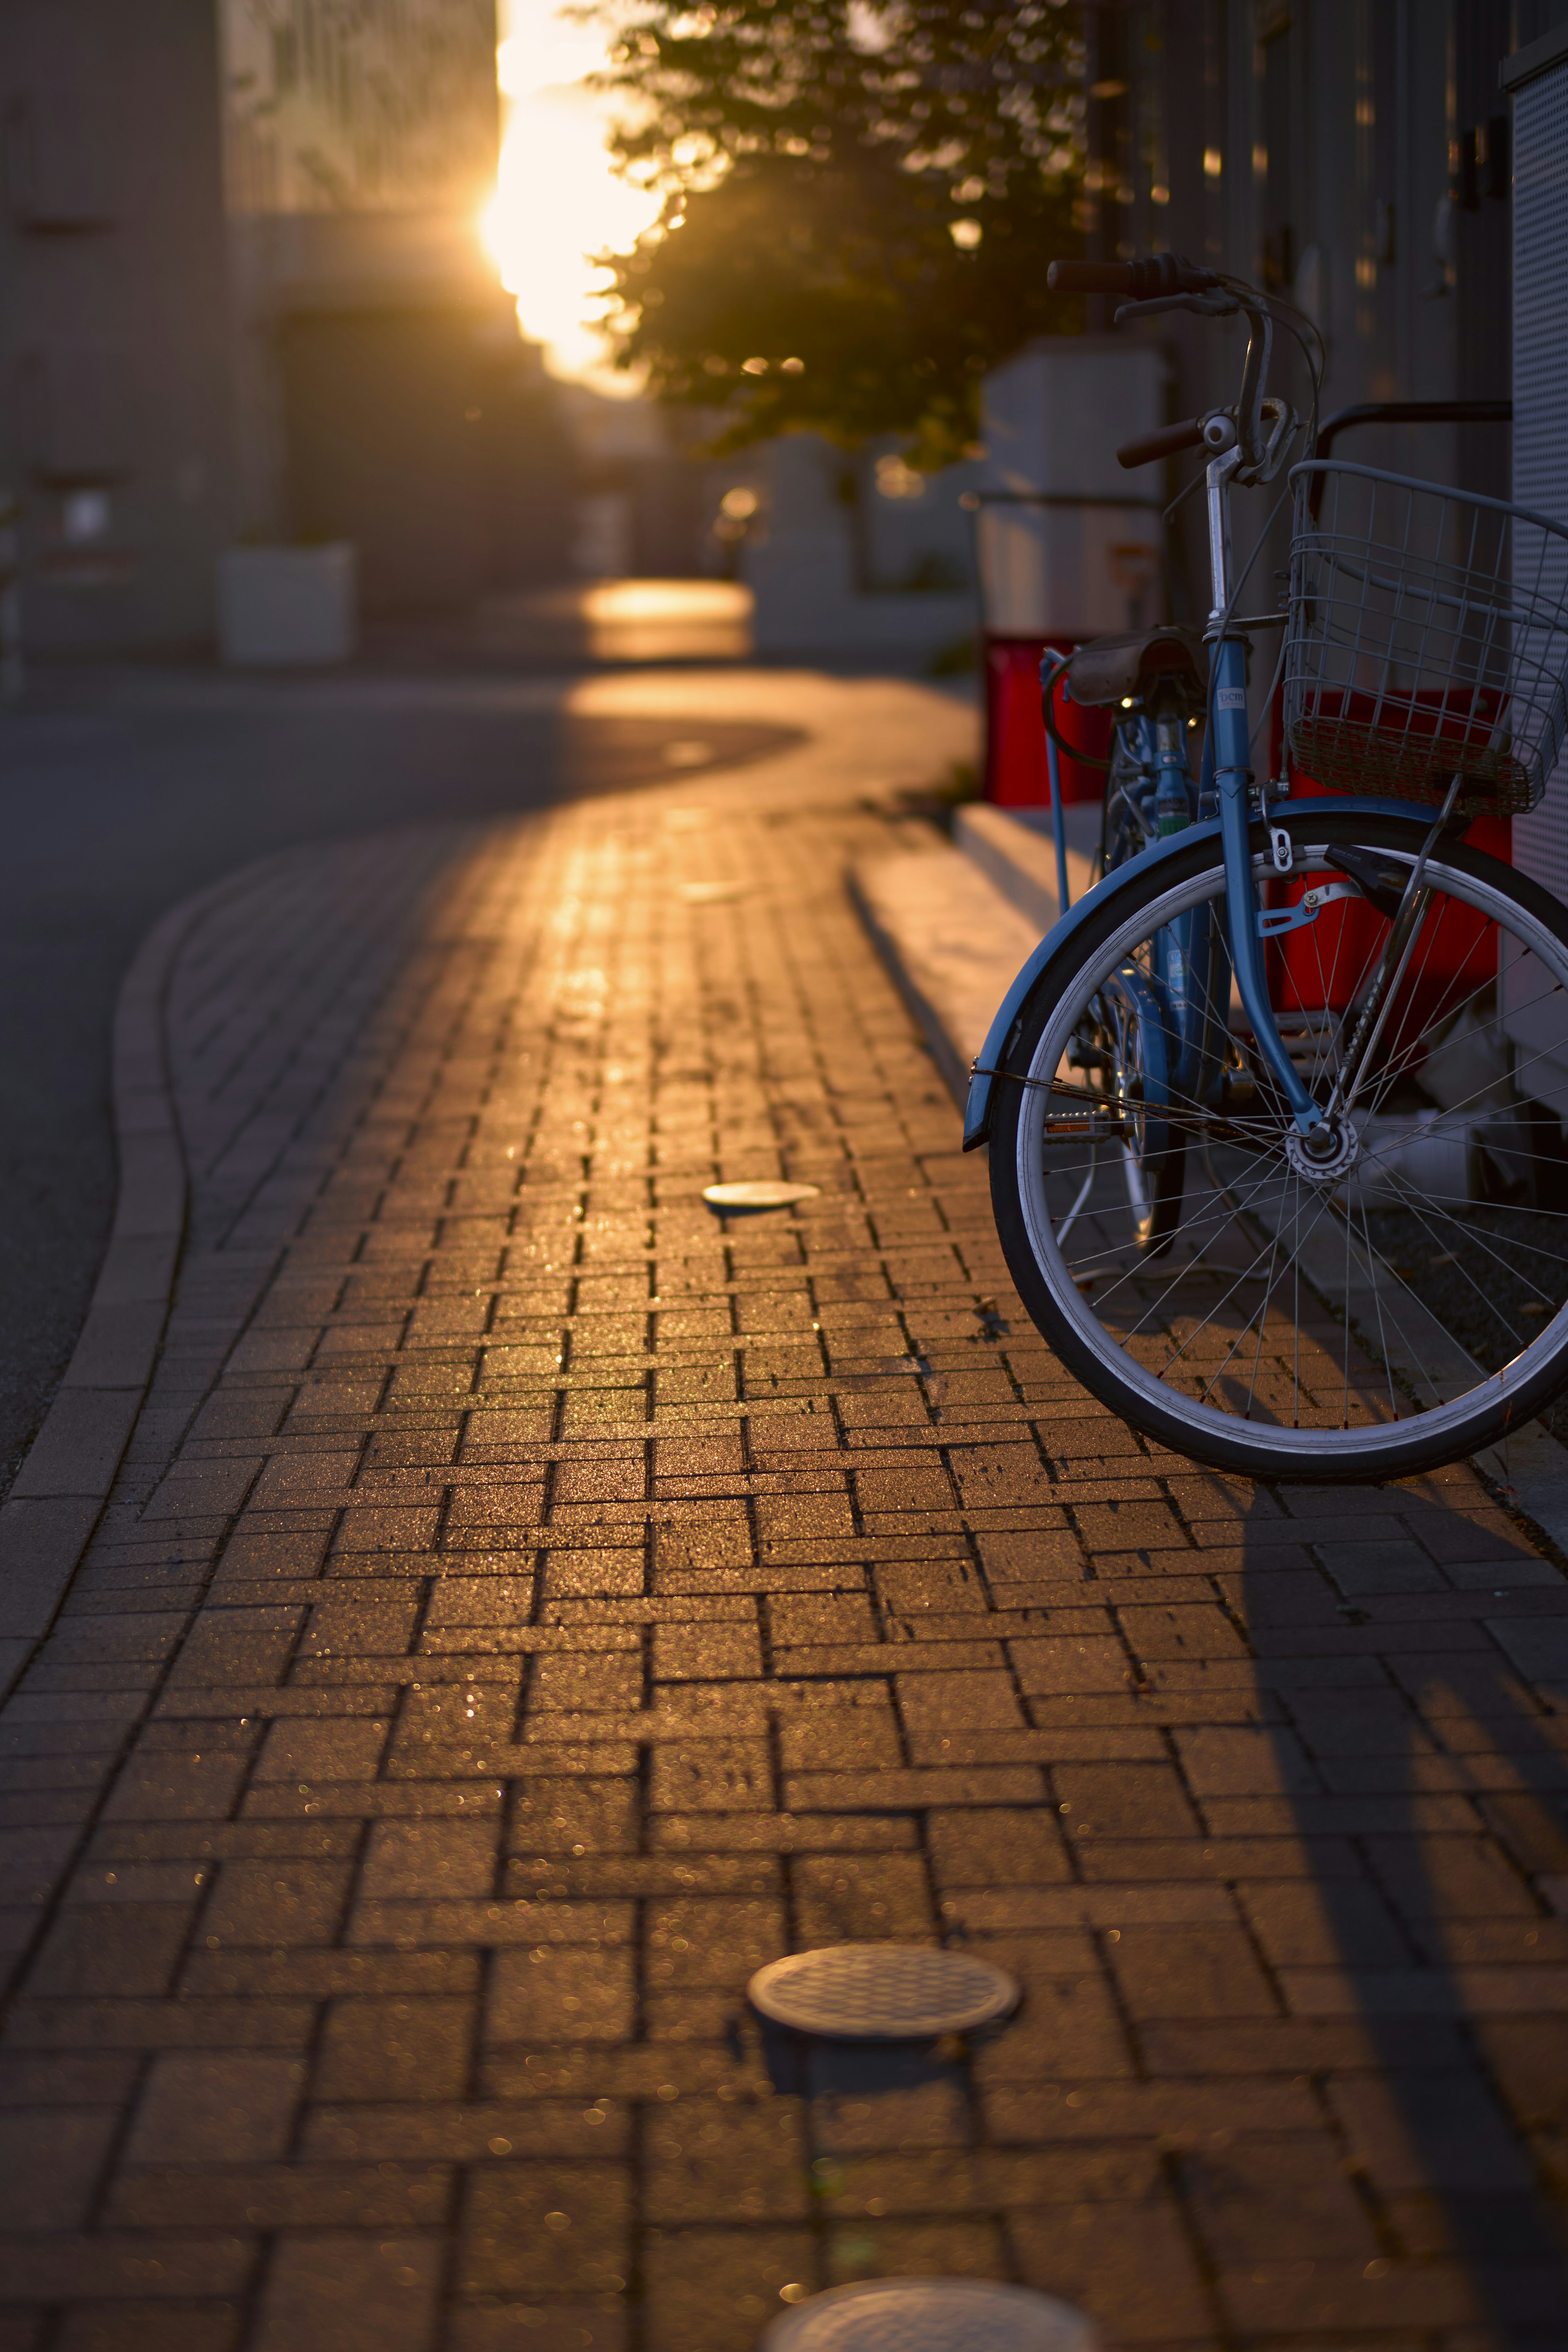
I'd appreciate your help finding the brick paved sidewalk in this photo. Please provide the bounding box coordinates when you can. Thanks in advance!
[4,731,1568,2352]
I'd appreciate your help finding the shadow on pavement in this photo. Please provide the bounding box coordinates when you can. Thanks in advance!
[1245,1481,1568,2343]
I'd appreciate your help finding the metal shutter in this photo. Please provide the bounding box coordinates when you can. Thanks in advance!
[1510,51,1568,902]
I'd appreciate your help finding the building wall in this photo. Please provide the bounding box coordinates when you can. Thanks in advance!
[0,0,535,653]
[1091,0,1568,630]
[0,0,238,653]
[270,249,575,612]
[220,1,570,614]
[223,0,498,218]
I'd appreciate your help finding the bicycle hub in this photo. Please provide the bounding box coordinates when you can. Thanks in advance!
[1284,1114,1360,1185]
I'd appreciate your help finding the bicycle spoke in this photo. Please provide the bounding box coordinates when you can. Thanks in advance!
[1000,828,1568,1472]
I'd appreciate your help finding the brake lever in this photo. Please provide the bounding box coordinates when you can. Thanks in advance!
[1234,396,1300,487]
[1114,290,1241,325]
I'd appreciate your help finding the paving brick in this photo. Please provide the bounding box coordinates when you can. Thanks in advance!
[167,1611,301,1686]
[766,1595,876,1646]
[314,1998,475,2101]
[0,2235,253,2301]
[640,2226,816,2352]
[25,1905,195,1998]
[0,2107,119,2228]
[786,1768,1045,1810]
[644,2100,808,2225]
[969,1964,1131,2085]
[359,1820,499,1901]
[644,1898,783,1991]
[456,2163,630,2295]
[1054,1762,1200,1843]
[926,1807,1071,1887]
[300,2099,626,2164]
[792,1851,934,1942]
[51,2310,238,2352]
[125,2054,306,2163]
[104,2162,450,2233]
[1011,1637,1131,1697]
[651,1622,762,1682]
[895,1670,1025,1730]
[1325,2069,1537,2194]
[11,749,1568,2347]
[200,1860,352,1948]
[1007,2196,1214,2341]
[808,2041,968,2154]
[445,2305,625,2352]
[528,1654,643,1713]
[649,1743,773,1813]
[98,1752,249,1823]
[485,1945,635,2045]
[252,2232,442,2352]
[252,1718,390,1781]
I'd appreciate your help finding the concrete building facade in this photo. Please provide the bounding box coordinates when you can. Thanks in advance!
[1082,0,1568,624]
[0,0,239,654]
[0,0,572,657]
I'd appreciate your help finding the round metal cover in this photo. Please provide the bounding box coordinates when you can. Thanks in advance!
[748,1944,1019,2039]
[760,2277,1095,2352]
[702,1181,821,1213]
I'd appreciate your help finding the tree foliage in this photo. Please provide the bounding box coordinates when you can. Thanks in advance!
[595,1,1085,464]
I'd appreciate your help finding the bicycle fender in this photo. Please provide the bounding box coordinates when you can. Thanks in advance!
[960,794,1418,1151]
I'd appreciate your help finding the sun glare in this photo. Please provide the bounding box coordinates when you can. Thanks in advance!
[484,1,662,388]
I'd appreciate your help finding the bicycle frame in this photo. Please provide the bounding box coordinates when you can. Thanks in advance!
[967,441,1340,1151]
[1203,445,1325,1135]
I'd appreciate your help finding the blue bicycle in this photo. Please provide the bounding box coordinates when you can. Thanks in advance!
[968,252,1568,1481]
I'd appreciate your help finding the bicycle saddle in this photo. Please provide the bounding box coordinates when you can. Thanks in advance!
[1065,626,1208,709]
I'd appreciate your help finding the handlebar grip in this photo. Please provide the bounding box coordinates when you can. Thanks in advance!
[1047,261,1136,294]
[1050,252,1221,303]
[1117,417,1207,470]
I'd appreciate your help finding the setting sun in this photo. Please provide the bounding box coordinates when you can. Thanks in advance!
[483,0,661,387]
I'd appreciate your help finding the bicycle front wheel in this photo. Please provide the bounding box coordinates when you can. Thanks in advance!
[989,809,1568,1481]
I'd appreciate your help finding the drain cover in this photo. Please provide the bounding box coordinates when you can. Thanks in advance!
[702,1181,821,1213]
[748,1944,1019,2039]
[760,2277,1095,2351]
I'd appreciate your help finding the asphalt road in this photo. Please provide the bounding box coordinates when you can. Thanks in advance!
[0,668,800,1495]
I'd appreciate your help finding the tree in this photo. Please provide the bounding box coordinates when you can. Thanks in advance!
[595,1,1085,465]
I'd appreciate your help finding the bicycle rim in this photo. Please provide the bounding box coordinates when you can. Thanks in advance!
[993,817,1568,1479]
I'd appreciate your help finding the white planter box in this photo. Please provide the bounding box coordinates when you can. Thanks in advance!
[218,544,357,667]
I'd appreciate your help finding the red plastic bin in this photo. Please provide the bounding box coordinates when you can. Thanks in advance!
[983,635,1113,808]
[1273,685,1510,1047]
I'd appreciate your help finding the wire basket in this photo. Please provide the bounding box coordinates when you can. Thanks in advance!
[1283,461,1568,815]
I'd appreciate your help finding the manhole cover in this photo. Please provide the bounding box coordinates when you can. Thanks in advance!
[681,880,748,904]
[702,1181,821,1214]
[748,1945,1019,2038]
[760,2278,1095,2351]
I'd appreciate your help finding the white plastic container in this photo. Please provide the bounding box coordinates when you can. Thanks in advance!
[217,543,357,667]
[978,336,1169,636]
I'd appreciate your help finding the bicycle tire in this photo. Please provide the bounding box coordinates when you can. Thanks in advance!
[989,808,1568,1481]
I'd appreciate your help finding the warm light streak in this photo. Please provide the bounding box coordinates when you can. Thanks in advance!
[484,1,662,388]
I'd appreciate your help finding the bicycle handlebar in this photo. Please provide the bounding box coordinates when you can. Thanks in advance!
[1047,261,1138,294]
[1048,253,1218,301]
[1056,249,1293,486]
[1117,417,1207,470]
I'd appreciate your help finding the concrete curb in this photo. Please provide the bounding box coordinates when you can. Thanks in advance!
[0,891,204,1647]
[849,840,1039,1110]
